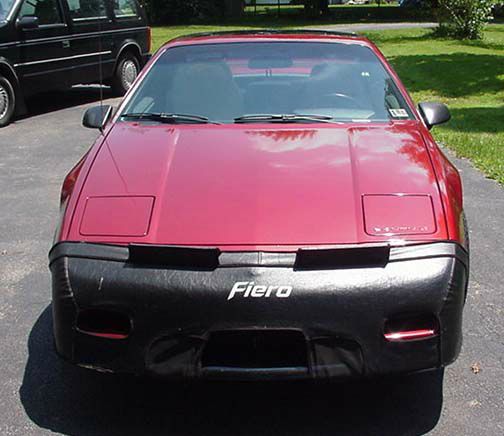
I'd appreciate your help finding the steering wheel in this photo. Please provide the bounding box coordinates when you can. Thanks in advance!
[319,93,365,110]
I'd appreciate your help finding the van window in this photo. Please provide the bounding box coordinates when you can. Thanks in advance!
[18,0,62,25]
[68,0,107,20]
[113,0,137,18]
[0,0,16,20]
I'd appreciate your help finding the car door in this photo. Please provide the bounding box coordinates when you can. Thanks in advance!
[15,0,72,94]
[65,0,114,86]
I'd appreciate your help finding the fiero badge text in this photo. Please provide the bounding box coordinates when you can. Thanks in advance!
[227,282,293,300]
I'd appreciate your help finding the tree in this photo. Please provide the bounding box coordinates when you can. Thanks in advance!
[438,0,496,39]
[304,0,330,18]
[223,0,245,18]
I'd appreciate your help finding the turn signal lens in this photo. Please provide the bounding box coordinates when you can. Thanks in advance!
[60,154,88,205]
[384,315,438,342]
[384,329,436,341]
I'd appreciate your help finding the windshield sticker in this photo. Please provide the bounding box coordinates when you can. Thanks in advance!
[389,109,409,118]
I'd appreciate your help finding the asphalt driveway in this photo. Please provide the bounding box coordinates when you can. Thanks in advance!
[0,87,503,436]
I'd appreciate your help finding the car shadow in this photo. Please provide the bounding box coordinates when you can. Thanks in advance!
[20,306,444,436]
[21,86,116,119]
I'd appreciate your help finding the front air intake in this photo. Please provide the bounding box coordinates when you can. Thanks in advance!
[202,330,308,370]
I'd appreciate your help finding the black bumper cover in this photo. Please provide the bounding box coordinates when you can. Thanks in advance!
[49,242,468,380]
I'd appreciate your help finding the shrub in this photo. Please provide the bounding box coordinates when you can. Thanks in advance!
[437,0,496,39]
[493,3,504,17]
[143,0,218,24]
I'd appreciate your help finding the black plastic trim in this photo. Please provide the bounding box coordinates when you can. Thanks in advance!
[129,244,221,269]
[295,245,390,270]
[49,240,469,270]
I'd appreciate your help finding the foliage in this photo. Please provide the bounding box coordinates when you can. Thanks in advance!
[304,0,329,18]
[142,0,245,24]
[143,0,216,24]
[437,0,496,39]
[493,3,504,17]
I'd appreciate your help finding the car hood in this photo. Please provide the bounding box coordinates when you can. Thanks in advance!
[71,122,447,247]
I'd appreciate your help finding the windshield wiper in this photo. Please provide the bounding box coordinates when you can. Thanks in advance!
[121,112,220,124]
[234,114,341,124]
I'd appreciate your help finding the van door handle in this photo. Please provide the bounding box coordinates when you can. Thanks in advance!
[62,40,70,49]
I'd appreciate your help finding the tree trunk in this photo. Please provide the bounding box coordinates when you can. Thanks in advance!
[304,0,329,18]
[224,0,244,18]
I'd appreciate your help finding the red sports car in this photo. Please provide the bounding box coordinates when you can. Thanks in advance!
[49,31,469,380]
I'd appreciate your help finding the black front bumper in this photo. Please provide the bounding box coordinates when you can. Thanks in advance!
[49,242,468,380]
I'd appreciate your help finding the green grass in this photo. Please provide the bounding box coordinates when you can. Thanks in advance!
[151,25,504,184]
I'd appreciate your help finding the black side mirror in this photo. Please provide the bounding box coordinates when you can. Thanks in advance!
[418,102,451,130]
[17,16,39,30]
[82,105,113,131]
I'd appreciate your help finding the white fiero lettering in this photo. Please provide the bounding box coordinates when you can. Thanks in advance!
[227,282,293,300]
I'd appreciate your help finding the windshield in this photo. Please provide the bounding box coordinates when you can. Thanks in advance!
[122,41,414,124]
[0,0,15,20]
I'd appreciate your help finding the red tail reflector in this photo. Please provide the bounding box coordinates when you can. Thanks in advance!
[384,329,436,342]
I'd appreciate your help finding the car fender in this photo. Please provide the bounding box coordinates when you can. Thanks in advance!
[113,40,143,70]
[0,57,27,115]
[420,129,466,247]
[56,128,113,242]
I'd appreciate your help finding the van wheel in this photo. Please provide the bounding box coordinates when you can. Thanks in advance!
[0,75,15,127]
[112,53,140,96]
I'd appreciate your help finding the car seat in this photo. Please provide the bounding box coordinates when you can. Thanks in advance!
[169,62,244,121]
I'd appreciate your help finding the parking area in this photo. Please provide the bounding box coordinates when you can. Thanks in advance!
[0,87,503,435]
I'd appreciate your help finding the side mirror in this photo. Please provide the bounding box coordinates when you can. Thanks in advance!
[17,16,39,30]
[82,105,113,131]
[418,102,451,130]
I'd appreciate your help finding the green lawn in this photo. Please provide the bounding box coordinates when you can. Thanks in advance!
[151,25,504,184]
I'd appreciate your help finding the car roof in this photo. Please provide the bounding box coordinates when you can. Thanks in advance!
[160,29,371,49]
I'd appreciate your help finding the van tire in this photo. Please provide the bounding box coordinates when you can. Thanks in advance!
[0,75,15,127]
[112,52,140,96]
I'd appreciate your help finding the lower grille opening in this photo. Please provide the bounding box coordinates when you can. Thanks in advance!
[76,308,131,340]
[202,330,308,369]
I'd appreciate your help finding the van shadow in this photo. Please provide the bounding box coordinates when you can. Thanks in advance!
[22,86,115,119]
[20,307,444,436]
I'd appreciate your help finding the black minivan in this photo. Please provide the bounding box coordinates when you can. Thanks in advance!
[0,0,150,126]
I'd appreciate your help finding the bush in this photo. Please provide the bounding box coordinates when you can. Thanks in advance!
[438,0,496,39]
[493,3,504,17]
[143,0,217,24]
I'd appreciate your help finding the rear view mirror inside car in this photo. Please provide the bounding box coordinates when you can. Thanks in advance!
[248,56,293,69]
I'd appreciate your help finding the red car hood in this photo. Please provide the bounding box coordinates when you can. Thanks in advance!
[71,122,447,247]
